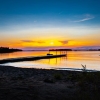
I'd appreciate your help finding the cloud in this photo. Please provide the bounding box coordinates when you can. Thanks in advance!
[21,40,35,43]
[72,14,94,22]
[21,40,45,44]
[59,40,69,45]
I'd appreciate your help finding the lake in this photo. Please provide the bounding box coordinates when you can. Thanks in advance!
[0,51,100,71]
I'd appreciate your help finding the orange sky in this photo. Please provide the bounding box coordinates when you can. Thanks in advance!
[0,0,100,50]
[0,25,100,49]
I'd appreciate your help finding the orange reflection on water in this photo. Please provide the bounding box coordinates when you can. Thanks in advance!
[0,51,100,70]
[0,51,48,60]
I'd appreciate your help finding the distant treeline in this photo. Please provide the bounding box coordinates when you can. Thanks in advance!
[49,49,72,51]
[0,47,22,53]
[49,49,100,51]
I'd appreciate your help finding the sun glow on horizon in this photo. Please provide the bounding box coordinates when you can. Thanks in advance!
[50,42,54,45]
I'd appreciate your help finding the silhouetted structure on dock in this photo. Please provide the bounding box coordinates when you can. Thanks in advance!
[0,47,22,53]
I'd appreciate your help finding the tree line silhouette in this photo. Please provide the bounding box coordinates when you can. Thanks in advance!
[0,47,22,53]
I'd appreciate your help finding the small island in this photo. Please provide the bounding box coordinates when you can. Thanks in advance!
[0,47,22,53]
[49,49,72,51]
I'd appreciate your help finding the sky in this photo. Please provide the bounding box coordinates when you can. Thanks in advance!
[0,0,100,50]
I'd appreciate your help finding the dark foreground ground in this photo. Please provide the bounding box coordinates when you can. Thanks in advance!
[0,65,100,100]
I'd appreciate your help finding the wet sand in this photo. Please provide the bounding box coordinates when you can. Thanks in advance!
[0,65,100,100]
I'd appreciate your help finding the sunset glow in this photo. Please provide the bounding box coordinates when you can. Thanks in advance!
[0,0,100,50]
[50,42,54,45]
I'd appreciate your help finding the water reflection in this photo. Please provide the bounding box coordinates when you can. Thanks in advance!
[0,51,48,60]
[0,51,100,70]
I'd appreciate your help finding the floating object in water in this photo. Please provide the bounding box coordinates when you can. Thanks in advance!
[47,53,53,56]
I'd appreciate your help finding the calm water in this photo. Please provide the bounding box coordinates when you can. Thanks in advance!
[0,51,100,71]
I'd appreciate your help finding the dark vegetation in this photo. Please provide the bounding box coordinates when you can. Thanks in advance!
[0,65,100,100]
[49,49,72,51]
[0,47,22,53]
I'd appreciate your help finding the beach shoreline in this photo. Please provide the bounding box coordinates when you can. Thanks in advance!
[0,65,100,100]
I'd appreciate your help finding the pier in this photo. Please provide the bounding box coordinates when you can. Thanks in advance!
[0,54,66,64]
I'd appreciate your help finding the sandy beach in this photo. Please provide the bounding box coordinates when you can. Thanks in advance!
[0,65,100,100]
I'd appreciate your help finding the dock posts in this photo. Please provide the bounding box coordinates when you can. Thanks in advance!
[49,49,68,56]
[56,51,57,55]
[49,50,50,54]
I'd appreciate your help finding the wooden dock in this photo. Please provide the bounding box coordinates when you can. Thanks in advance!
[0,54,66,64]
